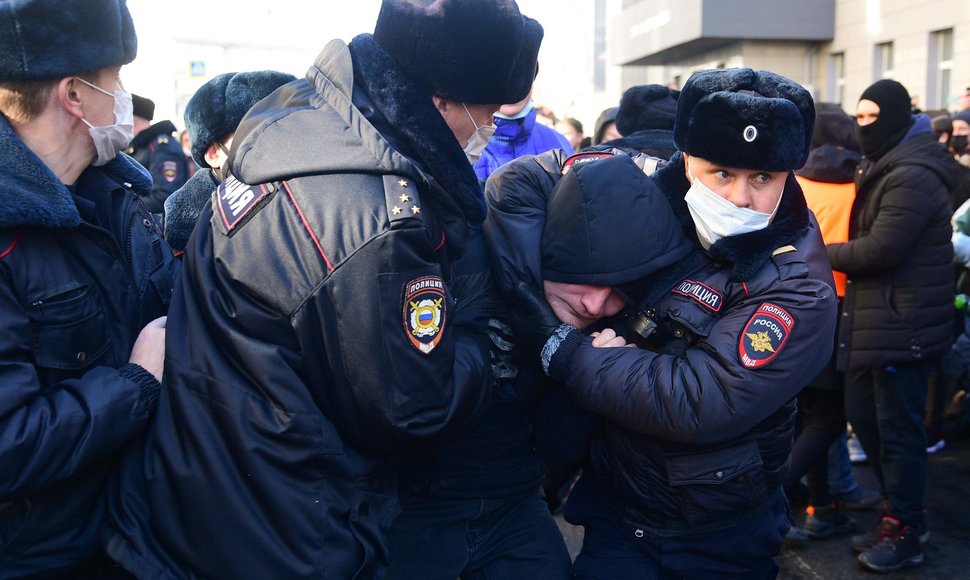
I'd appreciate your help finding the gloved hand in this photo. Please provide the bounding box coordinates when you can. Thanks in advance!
[507,280,566,358]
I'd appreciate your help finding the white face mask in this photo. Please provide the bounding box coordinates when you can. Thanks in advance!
[462,103,496,165]
[75,77,134,167]
[683,162,781,250]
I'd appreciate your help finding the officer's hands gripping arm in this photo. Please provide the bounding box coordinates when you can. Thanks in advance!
[0,276,160,499]
[545,278,836,445]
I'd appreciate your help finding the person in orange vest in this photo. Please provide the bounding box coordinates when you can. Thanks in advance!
[786,103,862,542]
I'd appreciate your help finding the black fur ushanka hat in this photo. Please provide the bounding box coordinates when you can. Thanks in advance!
[184,70,296,168]
[0,0,137,81]
[373,0,543,105]
[674,68,815,171]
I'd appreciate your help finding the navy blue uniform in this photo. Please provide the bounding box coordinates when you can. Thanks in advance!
[485,151,838,579]
[128,120,189,215]
[105,37,503,580]
[0,116,178,576]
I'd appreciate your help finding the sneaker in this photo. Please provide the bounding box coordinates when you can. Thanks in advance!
[784,525,809,547]
[857,520,927,573]
[836,487,881,511]
[798,503,857,539]
[851,515,930,554]
[847,434,868,463]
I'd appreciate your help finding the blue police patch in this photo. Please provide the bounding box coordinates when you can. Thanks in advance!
[403,275,446,355]
[672,279,723,312]
[739,302,795,369]
[217,175,274,231]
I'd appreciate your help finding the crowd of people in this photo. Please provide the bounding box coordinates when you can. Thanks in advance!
[2,0,969,578]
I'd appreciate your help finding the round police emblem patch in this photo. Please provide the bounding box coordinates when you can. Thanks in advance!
[743,125,758,142]
[403,276,446,354]
[739,302,794,369]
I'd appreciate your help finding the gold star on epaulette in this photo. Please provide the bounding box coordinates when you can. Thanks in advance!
[392,206,402,215]
[399,193,411,203]
[411,206,421,214]
[398,179,409,187]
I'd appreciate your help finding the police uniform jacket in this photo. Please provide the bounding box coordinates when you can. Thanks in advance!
[828,123,958,371]
[486,151,837,534]
[105,38,498,580]
[0,117,178,576]
[128,120,189,215]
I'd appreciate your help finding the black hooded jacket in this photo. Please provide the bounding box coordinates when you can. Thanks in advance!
[105,37,500,579]
[828,123,959,371]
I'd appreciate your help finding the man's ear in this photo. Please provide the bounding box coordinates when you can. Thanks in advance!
[431,95,448,115]
[57,77,85,120]
[204,142,224,168]
[682,152,691,181]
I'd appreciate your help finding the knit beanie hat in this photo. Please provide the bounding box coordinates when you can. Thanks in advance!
[857,79,913,160]
[592,107,618,145]
[373,0,543,104]
[0,0,137,81]
[184,70,296,168]
[542,154,697,298]
[615,84,679,135]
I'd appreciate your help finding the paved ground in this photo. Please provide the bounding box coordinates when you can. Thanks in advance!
[554,422,970,579]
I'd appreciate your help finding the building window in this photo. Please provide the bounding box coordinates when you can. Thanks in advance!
[928,29,954,110]
[874,42,894,80]
[829,52,846,109]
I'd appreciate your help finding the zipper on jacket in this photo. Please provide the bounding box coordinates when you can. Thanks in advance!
[80,219,144,321]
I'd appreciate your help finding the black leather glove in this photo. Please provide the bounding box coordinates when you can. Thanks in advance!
[507,280,565,358]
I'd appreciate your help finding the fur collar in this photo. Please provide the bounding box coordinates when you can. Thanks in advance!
[652,152,810,281]
[0,116,150,229]
[348,34,486,225]
[163,168,220,252]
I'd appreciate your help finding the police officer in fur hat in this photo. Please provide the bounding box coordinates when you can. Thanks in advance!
[162,70,295,253]
[487,67,838,578]
[126,93,190,216]
[103,1,544,578]
[0,0,178,575]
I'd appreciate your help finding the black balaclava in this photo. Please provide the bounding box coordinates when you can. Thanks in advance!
[857,79,913,160]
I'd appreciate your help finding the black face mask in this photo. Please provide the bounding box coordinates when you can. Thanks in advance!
[950,135,969,154]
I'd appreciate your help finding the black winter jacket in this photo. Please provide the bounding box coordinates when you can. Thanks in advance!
[486,151,837,533]
[105,37,499,580]
[0,117,177,577]
[828,124,959,371]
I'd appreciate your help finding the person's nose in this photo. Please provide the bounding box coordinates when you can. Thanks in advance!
[726,182,754,209]
[582,287,615,317]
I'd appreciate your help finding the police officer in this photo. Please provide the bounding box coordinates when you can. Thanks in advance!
[486,68,838,579]
[0,0,178,575]
[163,70,295,254]
[104,1,543,578]
[127,93,189,215]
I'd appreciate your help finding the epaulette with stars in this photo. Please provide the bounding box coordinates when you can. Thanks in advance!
[383,175,424,224]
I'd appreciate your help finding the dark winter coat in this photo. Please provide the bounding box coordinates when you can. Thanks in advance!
[105,36,501,580]
[0,116,178,577]
[473,107,573,180]
[128,120,190,215]
[827,120,959,371]
[485,150,837,534]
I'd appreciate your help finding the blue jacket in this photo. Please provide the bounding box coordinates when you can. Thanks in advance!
[128,120,190,215]
[105,36,500,580]
[473,107,573,180]
[0,117,178,577]
[484,150,837,534]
